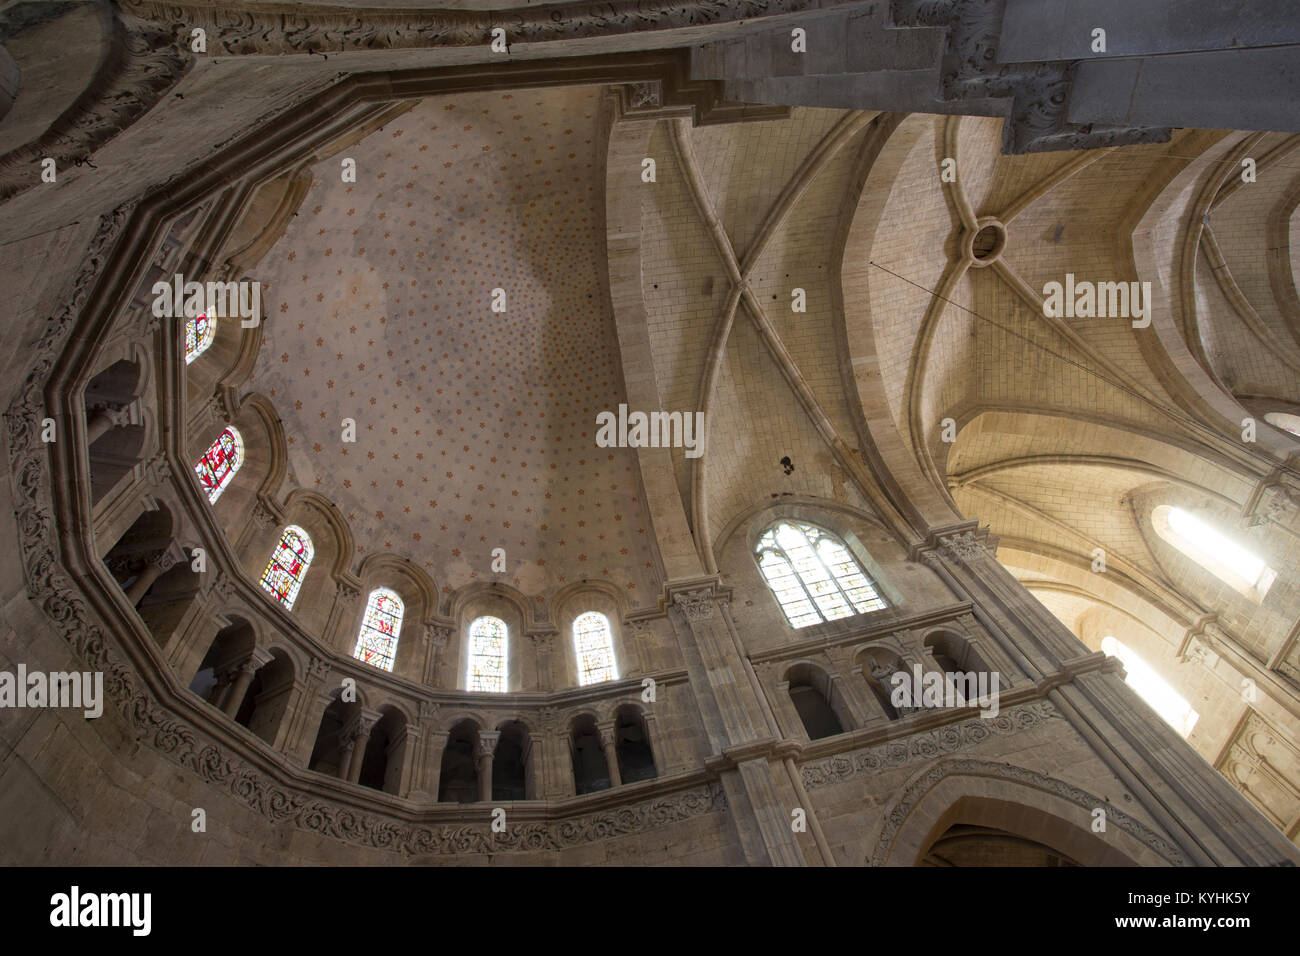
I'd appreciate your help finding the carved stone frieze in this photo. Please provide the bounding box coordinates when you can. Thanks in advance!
[0,10,190,201]
[800,700,1060,789]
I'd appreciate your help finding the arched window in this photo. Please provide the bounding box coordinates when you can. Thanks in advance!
[353,587,404,671]
[573,611,617,686]
[1101,636,1198,738]
[467,615,508,692]
[1264,411,1300,438]
[193,426,243,503]
[259,525,313,610]
[1152,505,1276,598]
[755,521,887,628]
[185,312,215,364]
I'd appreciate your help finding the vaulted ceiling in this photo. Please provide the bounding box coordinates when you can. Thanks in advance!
[251,85,661,604]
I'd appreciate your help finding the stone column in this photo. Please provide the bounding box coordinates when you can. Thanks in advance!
[823,646,873,728]
[335,726,356,781]
[125,541,187,606]
[476,731,499,802]
[423,624,452,685]
[389,724,420,796]
[597,720,622,788]
[221,647,273,719]
[529,631,556,692]
[422,729,449,801]
[409,700,443,798]
[324,581,362,655]
[772,679,802,739]
[346,709,380,783]
[287,658,334,766]
[666,581,806,866]
[640,711,667,775]
[524,731,543,800]
[86,405,130,445]
[535,707,570,800]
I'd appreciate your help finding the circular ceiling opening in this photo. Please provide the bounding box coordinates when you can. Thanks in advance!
[968,220,1007,266]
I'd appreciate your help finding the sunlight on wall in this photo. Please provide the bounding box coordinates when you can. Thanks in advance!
[1102,636,1199,738]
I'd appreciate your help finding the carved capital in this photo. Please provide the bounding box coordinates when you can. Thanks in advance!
[251,500,277,531]
[307,657,331,682]
[148,454,172,487]
[672,587,716,622]
[427,623,453,647]
[475,732,499,760]
[537,707,562,733]
[1181,636,1221,670]
[206,572,236,606]
[417,700,440,723]
[940,531,988,564]
[152,540,188,573]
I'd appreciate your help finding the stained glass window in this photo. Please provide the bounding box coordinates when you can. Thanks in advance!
[185,313,215,364]
[194,426,243,504]
[755,521,887,628]
[259,525,313,610]
[353,588,404,672]
[573,611,617,686]
[467,615,508,692]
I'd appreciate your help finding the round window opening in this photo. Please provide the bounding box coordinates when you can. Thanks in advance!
[971,223,1005,263]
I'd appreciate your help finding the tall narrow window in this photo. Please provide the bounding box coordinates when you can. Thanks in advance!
[185,313,215,364]
[467,616,508,692]
[194,426,243,503]
[573,611,618,686]
[1101,636,1198,738]
[260,525,313,610]
[1152,505,1276,598]
[353,587,404,672]
[755,521,887,628]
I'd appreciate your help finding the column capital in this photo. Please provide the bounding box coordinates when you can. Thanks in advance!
[907,521,996,564]
[426,622,454,646]
[665,578,730,621]
[150,540,189,574]
[528,629,557,652]
[417,699,441,724]
[475,731,499,759]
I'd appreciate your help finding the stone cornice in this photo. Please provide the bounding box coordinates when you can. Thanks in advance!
[121,0,867,57]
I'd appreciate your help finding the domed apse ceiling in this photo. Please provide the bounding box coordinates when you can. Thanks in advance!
[250,85,661,606]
